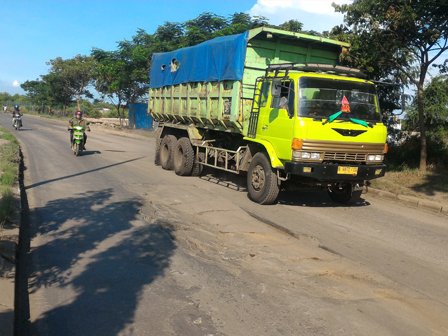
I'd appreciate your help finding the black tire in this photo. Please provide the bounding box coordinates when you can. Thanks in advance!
[328,183,362,204]
[191,151,204,177]
[174,137,195,176]
[75,143,80,156]
[247,152,280,205]
[160,135,177,170]
[154,137,162,165]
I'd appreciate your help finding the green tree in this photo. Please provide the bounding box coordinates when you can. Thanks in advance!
[92,30,151,126]
[334,0,448,171]
[47,55,95,111]
[405,75,448,137]
[21,72,74,111]
[278,19,303,33]
[184,12,228,46]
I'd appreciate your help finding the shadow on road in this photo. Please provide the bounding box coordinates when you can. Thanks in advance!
[23,188,175,336]
[277,190,370,208]
[78,150,102,156]
[13,128,34,132]
[25,157,145,190]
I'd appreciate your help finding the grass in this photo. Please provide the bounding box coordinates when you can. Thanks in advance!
[370,166,448,203]
[0,126,20,226]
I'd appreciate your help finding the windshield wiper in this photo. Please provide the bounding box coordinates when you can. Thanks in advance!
[322,111,342,125]
[322,111,373,128]
[349,118,373,128]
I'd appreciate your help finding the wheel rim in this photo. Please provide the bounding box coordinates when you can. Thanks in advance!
[251,164,266,192]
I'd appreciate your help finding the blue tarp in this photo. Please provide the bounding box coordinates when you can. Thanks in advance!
[149,31,249,88]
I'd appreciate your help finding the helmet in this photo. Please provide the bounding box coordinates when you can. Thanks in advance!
[14,104,19,110]
[75,110,82,119]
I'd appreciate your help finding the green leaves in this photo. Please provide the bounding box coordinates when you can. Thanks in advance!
[335,0,448,169]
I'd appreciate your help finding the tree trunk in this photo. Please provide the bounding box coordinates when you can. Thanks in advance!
[118,107,122,128]
[116,98,122,128]
[417,83,427,171]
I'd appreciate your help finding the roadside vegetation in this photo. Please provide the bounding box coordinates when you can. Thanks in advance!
[0,126,20,227]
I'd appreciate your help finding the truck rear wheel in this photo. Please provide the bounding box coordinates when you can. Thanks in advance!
[191,152,204,177]
[154,128,163,165]
[154,138,162,165]
[247,152,280,205]
[174,137,194,176]
[328,183,362,204]
[160,135,177,170]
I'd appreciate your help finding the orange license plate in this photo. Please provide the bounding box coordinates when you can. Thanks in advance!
[337,166,358,175]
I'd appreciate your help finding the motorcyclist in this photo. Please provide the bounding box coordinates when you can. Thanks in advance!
[11,104,23,127]
[68,110,90,150]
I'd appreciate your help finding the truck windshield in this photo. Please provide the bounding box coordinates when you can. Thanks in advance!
[298,77,380,122]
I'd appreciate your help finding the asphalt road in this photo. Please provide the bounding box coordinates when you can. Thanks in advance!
[2,113,447,336]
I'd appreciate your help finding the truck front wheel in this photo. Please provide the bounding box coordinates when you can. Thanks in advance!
[247,152,280,205]
[174,137,194,176]
[160,135,177,170]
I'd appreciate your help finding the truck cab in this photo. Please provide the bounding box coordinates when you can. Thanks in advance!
[245,64,387,204]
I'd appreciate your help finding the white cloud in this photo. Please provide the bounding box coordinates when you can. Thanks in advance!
[249,0,353,32]
[12,80,20,87]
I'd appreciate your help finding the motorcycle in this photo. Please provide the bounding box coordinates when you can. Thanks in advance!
[12,114,22,130]
[68,122,89,156]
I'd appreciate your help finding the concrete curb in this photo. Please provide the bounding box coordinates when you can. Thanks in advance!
[365,187,448,216]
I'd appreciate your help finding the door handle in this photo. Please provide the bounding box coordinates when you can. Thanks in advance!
[262,126,269,130]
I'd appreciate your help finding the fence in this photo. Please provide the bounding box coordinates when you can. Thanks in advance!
[1,101,87,118]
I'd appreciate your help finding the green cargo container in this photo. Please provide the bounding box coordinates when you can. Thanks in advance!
[149,27,349,135]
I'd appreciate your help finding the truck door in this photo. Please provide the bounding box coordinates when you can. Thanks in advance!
[258,79,295,163]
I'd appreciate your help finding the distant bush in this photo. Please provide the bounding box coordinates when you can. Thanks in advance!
[386,134,448,171]
[87,110,102,119]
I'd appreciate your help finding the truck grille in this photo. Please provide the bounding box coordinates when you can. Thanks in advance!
[324,152,367,162]
[302,140,384,163]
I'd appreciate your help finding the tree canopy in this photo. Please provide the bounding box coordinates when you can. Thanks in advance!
[46,54,95,111]
[334,0,448,170]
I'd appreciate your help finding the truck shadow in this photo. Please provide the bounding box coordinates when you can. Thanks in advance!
[23,188,176,336]
[277,191,370,208]
[199,168,369,208]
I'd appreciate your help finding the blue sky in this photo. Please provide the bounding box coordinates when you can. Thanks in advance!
[1,0,356,96]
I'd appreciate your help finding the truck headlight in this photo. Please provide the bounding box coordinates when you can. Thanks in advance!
[292,151,301,160]
[292,151,321,160]
[301,152,311,159]
[368,154,383,161]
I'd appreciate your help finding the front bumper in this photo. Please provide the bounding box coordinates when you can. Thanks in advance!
[284,161,386,181]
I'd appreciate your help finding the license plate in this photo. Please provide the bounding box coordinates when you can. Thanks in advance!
[337,166,358,175]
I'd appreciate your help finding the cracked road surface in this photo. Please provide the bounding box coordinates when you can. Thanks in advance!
[3,113,448,336]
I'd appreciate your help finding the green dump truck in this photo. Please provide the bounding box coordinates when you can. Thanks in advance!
[149,27,387,205]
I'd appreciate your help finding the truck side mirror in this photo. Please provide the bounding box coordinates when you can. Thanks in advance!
[271,79,281,97]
